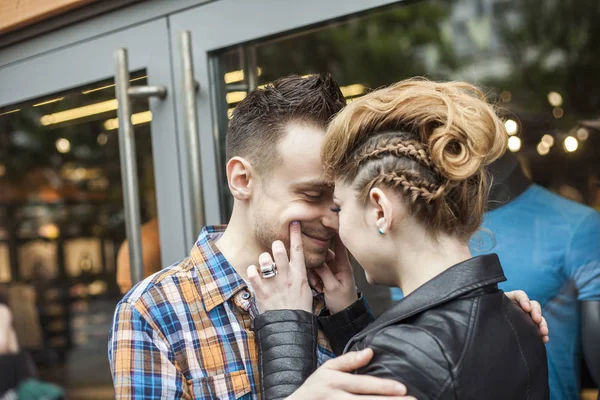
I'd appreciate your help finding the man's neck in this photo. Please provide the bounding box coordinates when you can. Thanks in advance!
[215,208,264,283]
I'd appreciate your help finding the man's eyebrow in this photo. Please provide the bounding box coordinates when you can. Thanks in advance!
[292,179,333,190]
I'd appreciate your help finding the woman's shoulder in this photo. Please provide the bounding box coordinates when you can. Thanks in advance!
[360,322,446,359]
[354,323,453,398]
[358,296,477,356]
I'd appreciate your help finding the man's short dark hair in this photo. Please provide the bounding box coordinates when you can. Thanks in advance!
[226,74,346,172]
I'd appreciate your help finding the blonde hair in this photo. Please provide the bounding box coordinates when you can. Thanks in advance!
[322,78,507,241]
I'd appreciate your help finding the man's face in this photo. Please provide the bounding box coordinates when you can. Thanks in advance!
[251,123,338,268]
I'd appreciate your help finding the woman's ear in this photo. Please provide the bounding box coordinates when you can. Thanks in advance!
[369,187,394,234]
[226,157,254,200]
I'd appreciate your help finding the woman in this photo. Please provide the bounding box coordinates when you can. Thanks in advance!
[248,79,549,399]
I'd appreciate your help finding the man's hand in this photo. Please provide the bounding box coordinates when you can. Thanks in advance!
[505,290,549,343]
[0,304,19,354]
[308,234,358,314]
[287,348,415,400]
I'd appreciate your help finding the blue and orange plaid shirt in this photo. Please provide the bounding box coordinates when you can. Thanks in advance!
[108,225,335,399]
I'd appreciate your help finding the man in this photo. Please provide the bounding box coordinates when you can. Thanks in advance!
[109,74,547,399]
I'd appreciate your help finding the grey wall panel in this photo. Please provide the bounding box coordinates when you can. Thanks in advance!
[0,0,215,68]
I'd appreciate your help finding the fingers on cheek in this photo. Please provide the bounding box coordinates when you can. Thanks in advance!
[272,241,286,256]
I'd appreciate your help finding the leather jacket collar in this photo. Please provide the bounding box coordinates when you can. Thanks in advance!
[344,254,506,352]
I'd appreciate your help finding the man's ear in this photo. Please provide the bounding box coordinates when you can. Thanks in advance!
[226,157,255,200]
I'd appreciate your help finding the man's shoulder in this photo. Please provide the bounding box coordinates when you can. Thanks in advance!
[119,256,201,314]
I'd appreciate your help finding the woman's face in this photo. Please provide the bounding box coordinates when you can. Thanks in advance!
[333,181,398,286]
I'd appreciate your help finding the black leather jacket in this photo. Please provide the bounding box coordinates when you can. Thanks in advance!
[255,255,549,400]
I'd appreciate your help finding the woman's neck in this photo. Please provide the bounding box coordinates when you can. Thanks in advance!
[394,229,472,296]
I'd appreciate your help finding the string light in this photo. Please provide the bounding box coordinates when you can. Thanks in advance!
[541,134,555,147]
[504,119,518,135]
[507,136,521,152]
[547,92,563,107]
[564,136,578,152]
[537,142,550,156]
[56,138,71,153]
[553,107,564,119]
[577,128,589,141]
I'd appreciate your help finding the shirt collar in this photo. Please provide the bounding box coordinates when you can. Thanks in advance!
[190,225,249,312]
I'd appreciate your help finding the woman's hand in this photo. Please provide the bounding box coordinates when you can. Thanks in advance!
[505,290,549,343]
[307,235,358,314]
[247,221,313,314]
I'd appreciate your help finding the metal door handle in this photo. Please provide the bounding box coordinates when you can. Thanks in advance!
[178,30,205,239]
[115,48,167,286]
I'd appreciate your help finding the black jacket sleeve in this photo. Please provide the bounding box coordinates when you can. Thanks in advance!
[254,310,318,400]
[352,325,454,400]
[318,294,374,355]
[254,297,375,399]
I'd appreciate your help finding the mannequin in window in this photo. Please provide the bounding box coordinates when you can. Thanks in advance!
[470,151,600,400]
[116,218,162,294]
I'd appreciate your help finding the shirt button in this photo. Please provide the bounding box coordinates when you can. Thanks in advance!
[241,291,251,300]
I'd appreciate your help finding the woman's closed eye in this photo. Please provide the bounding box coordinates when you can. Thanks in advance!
[330,206,341,213]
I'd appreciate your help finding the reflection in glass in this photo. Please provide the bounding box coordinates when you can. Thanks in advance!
[214,0,600,217]
[211,3,600,396]
[0,71,157,396]
[64,238,103,277]
[17,240,58,280]
[0,243,9,282]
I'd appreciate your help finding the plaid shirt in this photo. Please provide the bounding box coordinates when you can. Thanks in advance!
[109,225,335,399]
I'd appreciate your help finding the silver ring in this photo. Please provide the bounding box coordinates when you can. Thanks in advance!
[260,263,278,279]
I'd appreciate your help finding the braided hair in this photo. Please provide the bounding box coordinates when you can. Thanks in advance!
[322,78,507,241]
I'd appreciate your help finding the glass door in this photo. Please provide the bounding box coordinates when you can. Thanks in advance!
[0,19,185,399]
[174,1,599,397]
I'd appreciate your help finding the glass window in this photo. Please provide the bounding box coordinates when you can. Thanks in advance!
[213,0,599,218]
[0,71,157,394]
[211,2,599,395]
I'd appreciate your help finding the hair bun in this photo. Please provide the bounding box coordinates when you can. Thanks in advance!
[421,81,507,181]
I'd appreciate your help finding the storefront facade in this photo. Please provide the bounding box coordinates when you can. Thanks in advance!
[0,0,598,398]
